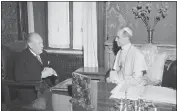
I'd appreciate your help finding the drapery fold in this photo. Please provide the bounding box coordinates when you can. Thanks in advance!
[27,2,34,33]
[82,2,98,67]
[47,2,98,67]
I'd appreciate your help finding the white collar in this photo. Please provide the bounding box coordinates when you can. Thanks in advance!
[29,48,38,57]
[121,43,131,50]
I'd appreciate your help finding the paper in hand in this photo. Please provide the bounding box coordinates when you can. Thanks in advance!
[140,86,176,104]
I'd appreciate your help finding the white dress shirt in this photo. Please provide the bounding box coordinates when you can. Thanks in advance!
[29,48,42,64]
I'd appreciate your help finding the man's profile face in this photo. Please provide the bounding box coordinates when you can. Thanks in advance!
[30,35,44,55]
[115,30,127,46]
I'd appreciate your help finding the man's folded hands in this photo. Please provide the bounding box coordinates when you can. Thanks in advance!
[41,67,57,78]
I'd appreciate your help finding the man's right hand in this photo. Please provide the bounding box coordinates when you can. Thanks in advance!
[41,67,55,78]
[106,70,120,84]
[106,77,111,83]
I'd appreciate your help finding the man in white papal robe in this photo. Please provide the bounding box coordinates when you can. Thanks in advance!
[106,27,148,86]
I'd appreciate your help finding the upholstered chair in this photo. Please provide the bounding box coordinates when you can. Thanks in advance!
[2,40,51,111]
[7,40,27,52]
[140,43,168,86]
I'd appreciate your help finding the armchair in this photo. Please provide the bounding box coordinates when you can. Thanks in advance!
[2,41,48,111]
[71,72,93,109]
[140,43,176,86]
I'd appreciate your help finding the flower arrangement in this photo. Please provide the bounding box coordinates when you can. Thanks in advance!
[132,2,169,30]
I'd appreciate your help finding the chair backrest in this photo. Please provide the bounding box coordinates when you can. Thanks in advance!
[71,72,93,109]
[2,40,27,80]
[140,43,159,68]
[2,45,14,80]
[140,43,168,82]
[7,40,27,52]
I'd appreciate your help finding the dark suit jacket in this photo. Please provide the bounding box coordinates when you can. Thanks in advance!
[14,48,58,105]
[14,48,50,81]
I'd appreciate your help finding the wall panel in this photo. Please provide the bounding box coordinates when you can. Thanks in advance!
[2,2,18,45]
[106,2,176,44]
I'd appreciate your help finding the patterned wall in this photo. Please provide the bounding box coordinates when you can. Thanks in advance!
[1,2,19,45]
[106,2,176,45]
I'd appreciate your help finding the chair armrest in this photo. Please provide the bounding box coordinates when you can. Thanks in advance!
[2,80,42,105]
[2,79,42,86]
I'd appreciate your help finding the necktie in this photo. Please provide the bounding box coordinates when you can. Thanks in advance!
[36,55,43,64]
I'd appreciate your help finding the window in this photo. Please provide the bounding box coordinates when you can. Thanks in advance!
[47,2,83,50]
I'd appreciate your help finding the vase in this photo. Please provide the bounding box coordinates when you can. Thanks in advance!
[147,29,154,43]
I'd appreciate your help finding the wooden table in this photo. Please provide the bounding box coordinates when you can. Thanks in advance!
[52,67,176,111]
[50,67,107,111]
[72,81,116,111]
[74,67,107,81]
[73,82,176,111]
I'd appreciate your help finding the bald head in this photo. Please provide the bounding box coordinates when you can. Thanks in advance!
[27,33,42,43]
[27,32,44,55]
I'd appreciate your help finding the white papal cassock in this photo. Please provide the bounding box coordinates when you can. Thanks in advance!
[111,43,148,85]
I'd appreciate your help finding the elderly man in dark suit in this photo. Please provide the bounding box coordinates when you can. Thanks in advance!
[14,32,57,109]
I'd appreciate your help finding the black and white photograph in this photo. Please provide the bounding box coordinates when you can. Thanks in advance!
[1,1,176,111]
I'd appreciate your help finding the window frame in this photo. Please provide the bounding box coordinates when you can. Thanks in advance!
[45,1,83,53]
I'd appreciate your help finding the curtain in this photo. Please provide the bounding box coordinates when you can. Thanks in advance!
[48,2,70,48]
[73,2,83,50]
[82,2,98,67]
[97,2,106,68]
[27,2,34,33]
[33,2,47,46]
